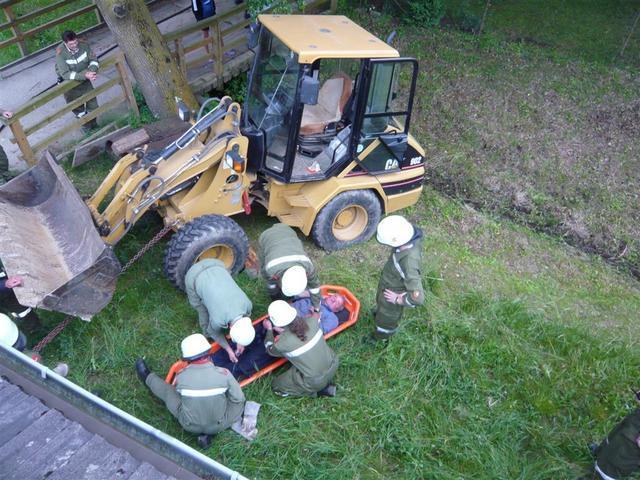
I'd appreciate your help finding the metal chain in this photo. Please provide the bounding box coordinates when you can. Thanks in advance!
[121,223,174,274]
[32,223,175,353]
[32,316,73,354]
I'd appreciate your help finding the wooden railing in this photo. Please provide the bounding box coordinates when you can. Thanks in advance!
[1,0,336,165]
[164,0,337,91]
[0,0,158,66]
[1,53,138,165]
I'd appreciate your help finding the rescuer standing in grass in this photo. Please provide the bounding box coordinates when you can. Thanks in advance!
[373,215,425,340]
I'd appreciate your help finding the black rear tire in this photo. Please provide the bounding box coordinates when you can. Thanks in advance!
[311,189,382,251]
[163,215,249,290]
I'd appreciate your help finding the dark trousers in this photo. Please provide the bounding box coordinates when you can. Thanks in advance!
[64,81,98,130]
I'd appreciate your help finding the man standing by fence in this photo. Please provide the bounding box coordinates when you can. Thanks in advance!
[55,30,99,131]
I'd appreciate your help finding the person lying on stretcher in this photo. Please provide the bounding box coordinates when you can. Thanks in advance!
[210,294,347,381]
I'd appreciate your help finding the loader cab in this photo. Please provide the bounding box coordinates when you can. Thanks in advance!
[242,15,419,184]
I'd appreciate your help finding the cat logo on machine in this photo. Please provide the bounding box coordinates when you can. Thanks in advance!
[385,159,399,170]
[409,156,423,166]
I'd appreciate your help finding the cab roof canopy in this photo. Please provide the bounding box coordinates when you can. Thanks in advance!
[258,15,399,64]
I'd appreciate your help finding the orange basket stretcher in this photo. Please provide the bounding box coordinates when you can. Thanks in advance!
[165,285,360,388]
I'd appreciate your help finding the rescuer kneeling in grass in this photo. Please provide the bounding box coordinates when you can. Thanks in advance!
[135,334,246,447]
[263,300,338,398]
[581,407,640,480]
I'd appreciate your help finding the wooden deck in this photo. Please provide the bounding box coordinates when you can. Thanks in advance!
[0,376,177,480]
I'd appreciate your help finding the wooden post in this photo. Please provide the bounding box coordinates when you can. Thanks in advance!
[94,5,103,25]
[3,6,28,58]
[114,55,140,118]
[330,0,338,13]
[174,38,187,78]
[9,120,36,167]
[214,22,224,79]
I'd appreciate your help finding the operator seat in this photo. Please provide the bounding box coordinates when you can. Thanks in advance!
[299,72,353,136]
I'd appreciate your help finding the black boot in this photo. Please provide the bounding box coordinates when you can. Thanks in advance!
[135,358,151,384]
[317,384,337,397]
[197,434,214,449]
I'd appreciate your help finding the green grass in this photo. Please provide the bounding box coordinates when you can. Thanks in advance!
[12,2,640,478]
[442,0,640,68]
[31,155,640,479]
[353,5,640,278]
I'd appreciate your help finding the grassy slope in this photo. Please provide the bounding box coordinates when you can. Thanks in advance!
[32,154,639,479]
[377,1,640,276]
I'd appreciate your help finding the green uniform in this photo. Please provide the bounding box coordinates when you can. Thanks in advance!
[265,316,338,397]
[374,229,425,339]
[55,40,99,129]
[146,361,245,435]
[0,115,10,184]
[258,223,321,308]
[185,259,252,352]
[593,409,640,479]
[0,146,9,184]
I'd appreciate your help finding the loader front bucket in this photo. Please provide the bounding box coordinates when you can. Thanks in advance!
[0,152,120,319]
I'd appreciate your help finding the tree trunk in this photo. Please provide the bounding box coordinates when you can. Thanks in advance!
[95,0,198,118]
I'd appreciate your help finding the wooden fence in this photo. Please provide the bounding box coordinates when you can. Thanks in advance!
[0,0,158,66]
[1,0,336,165]
[1,52,138,166]
[165,0,337,92]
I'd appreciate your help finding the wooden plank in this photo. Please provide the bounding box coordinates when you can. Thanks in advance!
[114,55,139,118]
[48,437,140,480]
[31,96,125,153]
[0,3,96,49]
[0,376,13,391]
[3,5,26,57]
[24,77,120,136]
[214,25,224,78]
[128,462,169,480]
[9,120,36,166]
[0,382,22,401]
[0,394,49,447]
[10,56,117,121]
[0,409,71,465]
[110,129,150,156]
[6,0,80,29]
[0,0,29,9]
[72,123,119,167]
[43,435,121,480]
[1,422,93,480]
[72,125,130,167]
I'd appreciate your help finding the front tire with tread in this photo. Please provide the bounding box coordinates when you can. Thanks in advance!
[311,189,382,251]
[163,215,249,290]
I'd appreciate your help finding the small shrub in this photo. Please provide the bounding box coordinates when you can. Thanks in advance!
[128,86,155,128]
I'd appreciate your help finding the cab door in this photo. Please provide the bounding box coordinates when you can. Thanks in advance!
[352,58,418,174]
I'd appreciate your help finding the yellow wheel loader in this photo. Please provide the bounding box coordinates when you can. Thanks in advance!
[0,15,425,319]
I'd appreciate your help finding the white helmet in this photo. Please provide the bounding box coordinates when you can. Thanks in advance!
[230,316,255,346]
[376,215,414,247]
[281,265,307,297]
[181,333,211,360]
[268,300,297,327]
[0,313,19,347]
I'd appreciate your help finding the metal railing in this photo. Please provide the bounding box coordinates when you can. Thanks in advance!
[0,342,248,480]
